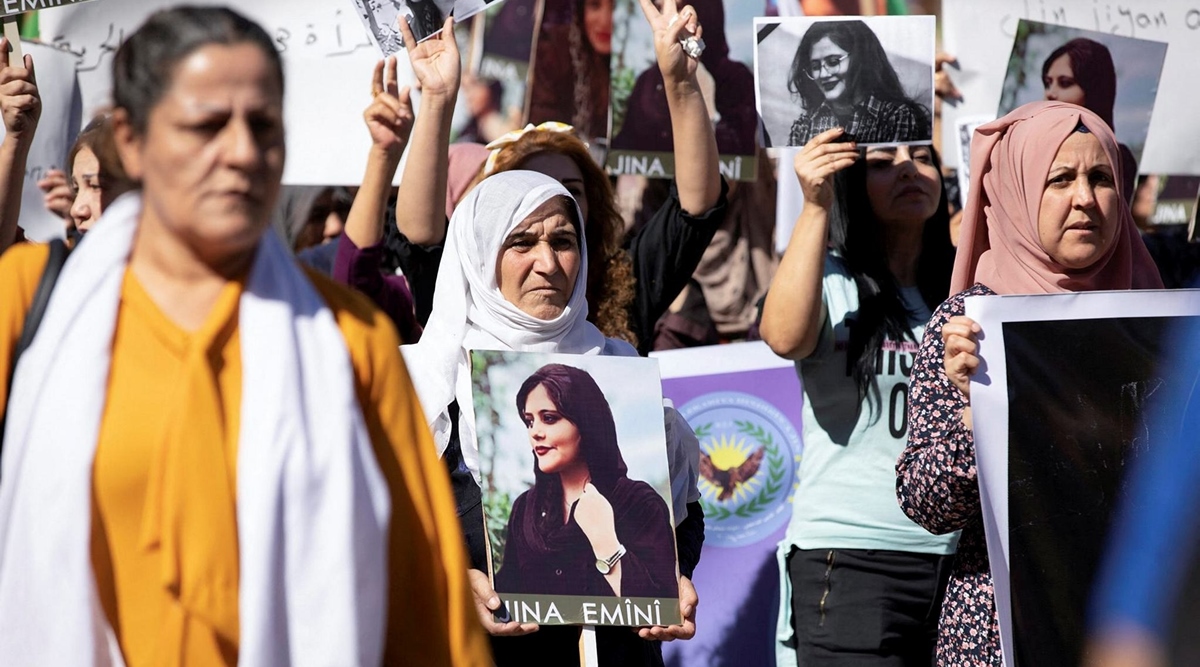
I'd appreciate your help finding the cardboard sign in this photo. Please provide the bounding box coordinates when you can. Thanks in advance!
[2,41,81,242]
[469,350,681,626]
[39,0,418,186]
[967,289,1200,666]
[942,0,1200,174]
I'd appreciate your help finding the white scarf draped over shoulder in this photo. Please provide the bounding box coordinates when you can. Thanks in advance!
[402,170,631,479]
[0,193,392,665]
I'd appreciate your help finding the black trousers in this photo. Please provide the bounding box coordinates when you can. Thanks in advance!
[788,547,952,667]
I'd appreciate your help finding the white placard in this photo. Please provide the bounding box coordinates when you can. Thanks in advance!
[39,0,419,186]
[941,0,1200,175]
[2,41,81,242]
[966,288,1200,666]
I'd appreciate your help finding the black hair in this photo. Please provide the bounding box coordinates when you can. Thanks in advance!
[1042,38,1116,130]
[113,6,283,133]
[516,364,628,527]
[788,20,915,114]
[828,146,956,416]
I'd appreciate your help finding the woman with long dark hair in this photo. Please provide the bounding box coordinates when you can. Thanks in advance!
[761,127,957,665]
[495,363,676,599]
[1040,37,1137,200]
[787,20,931,145]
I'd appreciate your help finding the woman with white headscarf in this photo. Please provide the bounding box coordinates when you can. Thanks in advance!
[403,169,702,666]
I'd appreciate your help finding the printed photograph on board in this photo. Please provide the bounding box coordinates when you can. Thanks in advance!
[997,20,1167,193]
[527,0,613,145]
[754,15,935,148]
[607,0,759,181]
[469,350,681,626]
[352,0,501,52]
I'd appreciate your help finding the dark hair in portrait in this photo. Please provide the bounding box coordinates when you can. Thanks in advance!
[515,364,629,521]
[787,20,914,114]
[113,6,283,134]
[1041,37,1117,129]
[829,146,955,412]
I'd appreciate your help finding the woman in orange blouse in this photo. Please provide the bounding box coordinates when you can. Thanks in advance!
[0,7,487,666]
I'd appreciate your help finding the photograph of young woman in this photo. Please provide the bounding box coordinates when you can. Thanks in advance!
[494,363,679,600]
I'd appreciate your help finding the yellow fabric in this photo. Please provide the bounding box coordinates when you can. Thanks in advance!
[0,243,491,667]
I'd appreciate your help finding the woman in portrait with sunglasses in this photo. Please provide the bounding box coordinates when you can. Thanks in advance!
[787,20,931,146]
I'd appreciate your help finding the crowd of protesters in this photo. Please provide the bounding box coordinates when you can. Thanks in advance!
[0,1,1195,666]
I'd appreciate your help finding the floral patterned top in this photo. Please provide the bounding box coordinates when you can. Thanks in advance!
[897,283,1002,666]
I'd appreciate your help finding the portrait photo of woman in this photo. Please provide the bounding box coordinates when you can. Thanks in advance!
[755,16,935,147]
[997,22,1168,203]
[528,0,613,142]
[492,362,679,601]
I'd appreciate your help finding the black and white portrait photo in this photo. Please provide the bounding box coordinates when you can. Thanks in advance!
[352,0,455,53]
[754,15,935,148]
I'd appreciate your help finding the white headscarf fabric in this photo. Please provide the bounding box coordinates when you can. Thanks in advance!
[0,193,392,665]
[402,170,612,477]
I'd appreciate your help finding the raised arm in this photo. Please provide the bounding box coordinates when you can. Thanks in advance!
[759,128,857,360]
[0,40,40,252]
[393,16,460,246]
[343,56,414,250]
[636,0,719,215]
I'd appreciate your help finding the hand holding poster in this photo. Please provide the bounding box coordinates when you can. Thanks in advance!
[0,41,81,242]
[754,15,935,148]
[470,350,681,627]
[966,289,1200,667]
[351,0,498,51]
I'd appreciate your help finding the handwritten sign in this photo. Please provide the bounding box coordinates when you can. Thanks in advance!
[39,0,418,186]
[942,0,1200,175]
[0,41,81,241]
[0,0,97,20]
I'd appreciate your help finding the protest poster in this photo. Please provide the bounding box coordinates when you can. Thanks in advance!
[461,0,538,143]
[39,0,416,186]
[941,0,1200,175]
[608,0,759,182]
[953,114,992,211]
[527,0,610,146]
[469,350,681,626]
[754,15,935,149]
[1,41,81,242]
[997,20,1166,167]
[1145,174,1200,228]
[651,341,804,667]
[967,289,1200,667]
[0,0,96,17]
[350,0,500,52]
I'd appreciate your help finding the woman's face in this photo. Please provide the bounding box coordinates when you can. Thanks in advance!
[808,36,852,104]
[1037,130,1120,270]
[523,383,585,476]
[496,197,582,319]
[69,148,104,234]
[865,145,941,227]
[583,0,613,56]
[115,43,285,263]
[1043,54,1087,107]
[519,152,589,223]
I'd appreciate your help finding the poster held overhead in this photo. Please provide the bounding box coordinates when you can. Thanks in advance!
[0,41,82,242]
[754,15,935,149]
[608,0,759,182]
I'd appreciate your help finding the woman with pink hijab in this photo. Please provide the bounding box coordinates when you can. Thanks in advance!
[895,101,1162,666]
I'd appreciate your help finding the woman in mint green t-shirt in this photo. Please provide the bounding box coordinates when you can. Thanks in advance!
[761,127,958,666]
